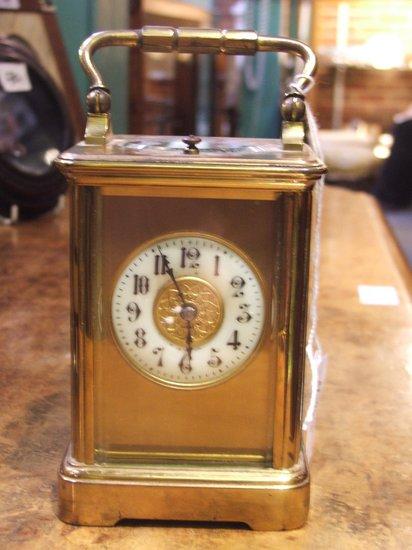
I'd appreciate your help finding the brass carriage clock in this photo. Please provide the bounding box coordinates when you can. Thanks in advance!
[55,27,326,530]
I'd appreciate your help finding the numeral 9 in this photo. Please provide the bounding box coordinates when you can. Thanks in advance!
[126,302,141,322]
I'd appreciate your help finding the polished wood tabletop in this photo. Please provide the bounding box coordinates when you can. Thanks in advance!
[0,187,410,549]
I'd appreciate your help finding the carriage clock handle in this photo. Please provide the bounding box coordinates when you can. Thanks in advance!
[79,27,317,149]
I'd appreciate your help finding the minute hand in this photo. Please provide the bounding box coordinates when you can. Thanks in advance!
[157,246,193,372]
[157,246,185,305]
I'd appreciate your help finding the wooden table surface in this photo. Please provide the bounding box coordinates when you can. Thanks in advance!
[0,187,411,549]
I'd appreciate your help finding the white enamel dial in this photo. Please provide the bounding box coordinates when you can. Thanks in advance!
[111,234,265,388]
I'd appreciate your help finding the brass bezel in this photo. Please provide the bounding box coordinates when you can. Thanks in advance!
[110,230,268,390]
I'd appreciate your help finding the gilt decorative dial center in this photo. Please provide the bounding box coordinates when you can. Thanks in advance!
[154,277,223,347]
[111,233,265,388]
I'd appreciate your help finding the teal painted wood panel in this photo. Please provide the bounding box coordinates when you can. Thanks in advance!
[238,0,281,138]
[54,0,129,133]
[93,1,130,133]
[53,0,93,101]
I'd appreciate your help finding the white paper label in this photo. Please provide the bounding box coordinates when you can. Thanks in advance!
[0,0,21,9]
[0,62,32,92]
[357,285,400,306]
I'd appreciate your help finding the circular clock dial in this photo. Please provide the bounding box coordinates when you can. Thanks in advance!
[111,234,265,388]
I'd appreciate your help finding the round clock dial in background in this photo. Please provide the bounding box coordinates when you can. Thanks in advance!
[0,35,74,220]
[111,234,265,388]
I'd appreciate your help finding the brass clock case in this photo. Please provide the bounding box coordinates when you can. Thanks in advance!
[54,25,327,531]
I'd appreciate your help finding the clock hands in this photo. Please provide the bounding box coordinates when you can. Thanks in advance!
[184,320,193,373]
[157,245,193,373]
[157,245,186,304]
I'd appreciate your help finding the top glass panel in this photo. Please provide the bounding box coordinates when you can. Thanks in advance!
[116,137,284,159]
[60,136,325,172]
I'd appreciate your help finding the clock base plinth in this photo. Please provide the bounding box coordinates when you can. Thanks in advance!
[57,448,310,531]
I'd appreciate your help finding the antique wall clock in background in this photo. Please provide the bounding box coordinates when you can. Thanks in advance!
[0,35,74,221]
[56,27,326,530]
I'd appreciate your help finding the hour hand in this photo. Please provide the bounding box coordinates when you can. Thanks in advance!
[185,320,193,371]
[157,245,195,374]
[179,300,195,374]
[179,348,192,374]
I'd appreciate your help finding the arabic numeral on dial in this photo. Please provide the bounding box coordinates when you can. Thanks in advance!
[214,255,220,276]
[187,246,200,260]
[231,276,245,297]
[154,254,168,275]
[133,275,149,295]
[207,348,222,368]
[153,346,164,366]
[178,351,192,373]
[237,303,252,323]
[126,301,141,322]
[134,328,146,348]
[181,246,200,269]
[227,330,241,350]
[180,247,186,268]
